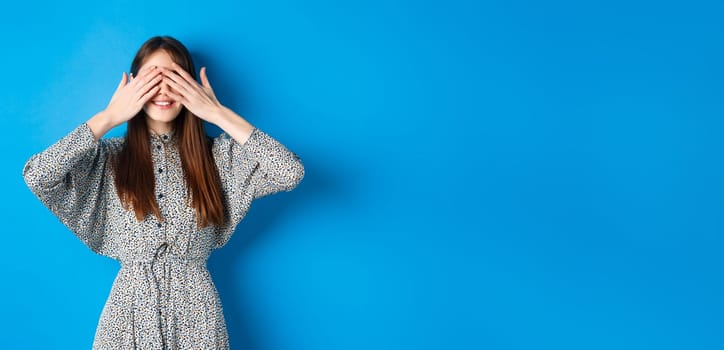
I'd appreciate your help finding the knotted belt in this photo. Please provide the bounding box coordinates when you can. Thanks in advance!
[125,241,205,349]
[152,242,172,349]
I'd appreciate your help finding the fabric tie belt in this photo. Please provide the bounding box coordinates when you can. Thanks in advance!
[123,242,206,349]
[152,242,172,349]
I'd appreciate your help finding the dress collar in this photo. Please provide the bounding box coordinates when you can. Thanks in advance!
[149,128,176,144]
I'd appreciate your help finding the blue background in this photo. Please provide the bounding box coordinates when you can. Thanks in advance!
[2,0,723,349]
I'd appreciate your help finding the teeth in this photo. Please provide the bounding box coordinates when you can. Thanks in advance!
[154,101,171,106]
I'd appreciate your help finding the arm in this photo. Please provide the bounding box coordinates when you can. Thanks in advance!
[213,106,304,199]
[161,63,305,199]
[211,118,304,249]
[23,65,163,254]
[22,123,113,255]
[162,63,304,249]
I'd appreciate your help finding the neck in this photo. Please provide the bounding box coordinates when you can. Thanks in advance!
[146,118,174,135]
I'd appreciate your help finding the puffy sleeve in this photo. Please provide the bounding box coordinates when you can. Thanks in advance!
[22,123,115,256]
[212,126,305,248]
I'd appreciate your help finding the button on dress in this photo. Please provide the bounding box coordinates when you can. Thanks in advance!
[22,123,305,349]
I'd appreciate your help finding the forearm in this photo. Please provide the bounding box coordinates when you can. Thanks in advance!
[86,110,117,141]
[210,106,304,199]
[210,106,255,146]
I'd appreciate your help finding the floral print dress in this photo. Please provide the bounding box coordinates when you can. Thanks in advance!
[22,122,304,349]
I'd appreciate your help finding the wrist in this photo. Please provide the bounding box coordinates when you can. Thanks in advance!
[212,106,255,144]
[207,105,232,125]
[87,110,115,140]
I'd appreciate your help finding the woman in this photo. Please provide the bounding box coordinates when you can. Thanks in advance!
[22,36,305,349]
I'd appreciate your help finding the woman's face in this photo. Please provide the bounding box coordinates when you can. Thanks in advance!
[138,50,184,131]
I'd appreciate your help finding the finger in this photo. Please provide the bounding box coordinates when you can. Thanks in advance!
[133,68,161,89]
[200,67,212,89]
[140,66,160,82]
[116,72,128,92]
[171,62,199,86]
[138,64,157,76]
[139,85,161,105]
[109,72,128,102]
[131,66,159,87]
[163,74,193,96]
[160,67,192,93]
[134,74,163,100]
[164,89,186,105]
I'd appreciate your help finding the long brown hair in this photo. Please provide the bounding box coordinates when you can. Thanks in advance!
[113,36,225,228]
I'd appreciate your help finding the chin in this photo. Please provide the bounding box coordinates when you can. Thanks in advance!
[147,113,181,123]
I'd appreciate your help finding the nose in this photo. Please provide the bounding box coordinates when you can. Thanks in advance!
[159,78,170,95]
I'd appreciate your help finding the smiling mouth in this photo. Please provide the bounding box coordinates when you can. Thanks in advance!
[151,100,175,109]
